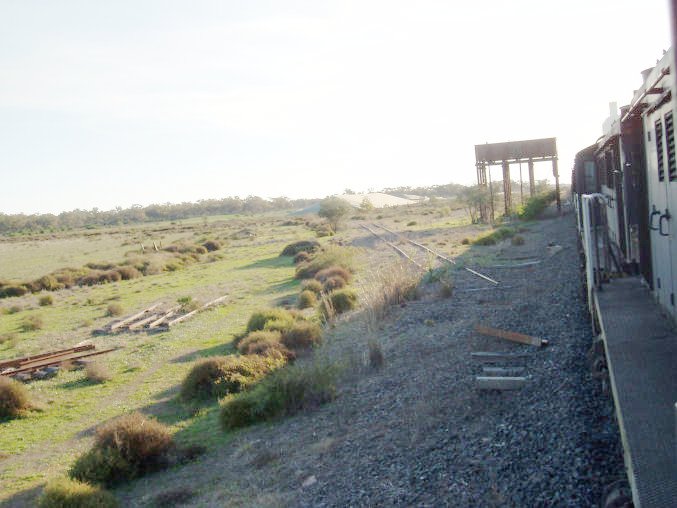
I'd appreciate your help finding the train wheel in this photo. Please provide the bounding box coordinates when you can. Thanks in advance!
[602,479,633,508]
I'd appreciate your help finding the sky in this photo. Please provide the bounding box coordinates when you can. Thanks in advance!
[0,0,672,215]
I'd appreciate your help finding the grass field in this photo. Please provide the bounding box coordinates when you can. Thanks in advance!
[0,199,508,504]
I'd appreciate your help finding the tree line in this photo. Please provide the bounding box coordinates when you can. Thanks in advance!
[0,196,317,235]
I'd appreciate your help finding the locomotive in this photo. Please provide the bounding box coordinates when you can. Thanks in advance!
[572,47,676,324]
[571,47,677,507]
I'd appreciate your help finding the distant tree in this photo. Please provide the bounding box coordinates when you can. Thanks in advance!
[318,197,352,232]
[460,185,490,224]
[344,188,355,195]
[360,197,375,211]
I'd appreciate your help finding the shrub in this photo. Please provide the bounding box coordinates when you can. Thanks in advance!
[237,331,295,361]
[0,376,31,418]
[180,355,283,401]
[8,305,22,314]
[34,275,62,292]
[281,322,322,350]
[70,412,173,486]
[323,276,346,292]
[517,190,557,220]
[295,246,355,280]
[280,240,320,257]
[220,362,338,430]
[0,285,29,298]
[297,290,317,309]
[472,227,515,246]
[246,308,296,333]
[39,295,54,306]
[21,315,44,332]
[293,251,311,264]
[202,240,221,252]
[106,303,123,317]
[511,235,525,246]
[461,238,470,245]
[407,221,417,226]
[116,265,142,280]
[85,362,112,383]
[314,266,352,283]
[302,279,323,295]
[326,288,357,314]
[39,478,118,508]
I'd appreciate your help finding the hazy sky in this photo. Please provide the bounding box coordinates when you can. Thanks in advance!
[0,0,672,214]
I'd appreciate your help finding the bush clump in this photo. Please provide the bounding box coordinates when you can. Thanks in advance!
[202,240,221,252]
[325,288,358,315]
[220,362,338,430]
[322,276,346,292]
[39,295,54,306]
[302,279,323,295]
[0,376,31,419]
[180,355,284,401]
[314,266,352,284]
[116,265,143,280]
[472,227,515,246]
[85,362,113,383]
[295,246,354,279]
[517,190,557,220]
[0,285,29,298]
[293,251,311,264]
[70,412,173,486]
[297,290,317,309]
[281,322,322,351]
[106,303,124,317]
[280,240,320,257]
[246,308,297,333]
[21,315,44,332]
[237,331,295,361]
[39,478,118,508]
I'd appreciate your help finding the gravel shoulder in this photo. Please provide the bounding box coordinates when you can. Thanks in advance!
[116,211,624,507]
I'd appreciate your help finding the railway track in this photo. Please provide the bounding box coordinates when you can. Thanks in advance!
[362,222,498,285]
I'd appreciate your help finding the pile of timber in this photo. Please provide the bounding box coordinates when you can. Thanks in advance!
[101,295,228,334]
[0,344,118,381]
[472,324,547,391]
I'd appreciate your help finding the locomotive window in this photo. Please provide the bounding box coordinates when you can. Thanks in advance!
[665,112,676,181]
[655,119,664,181]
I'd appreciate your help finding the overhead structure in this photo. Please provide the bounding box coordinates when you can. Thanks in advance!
[475,137,560,223]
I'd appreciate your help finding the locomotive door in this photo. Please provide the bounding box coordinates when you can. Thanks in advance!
[646,107,676,319]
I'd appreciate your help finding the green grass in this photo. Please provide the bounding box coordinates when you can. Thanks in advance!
[0,213,313,500]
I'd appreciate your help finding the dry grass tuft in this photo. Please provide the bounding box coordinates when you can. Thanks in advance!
[358,262,420,331]
[85,362,113,383]
[39,478,118,508]
[0,376,31,419]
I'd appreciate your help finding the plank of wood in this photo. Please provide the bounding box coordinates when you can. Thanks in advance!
[148,307,181,329]
[203,295,228,308]
[128,314,160,330]
[166,309,200,327]
[471,352,529,363]
[475,324,548,347]
[110,303,162,331]
[476,376,527,390]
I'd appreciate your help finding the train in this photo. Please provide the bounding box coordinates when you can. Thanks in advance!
[571,47,676,507]
[572,47,676,325]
